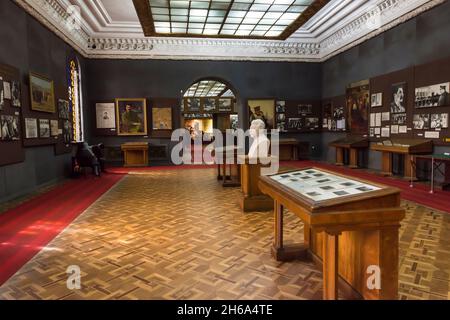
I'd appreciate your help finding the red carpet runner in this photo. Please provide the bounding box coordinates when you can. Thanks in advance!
[0,173,124,286]
[284,160,450,214]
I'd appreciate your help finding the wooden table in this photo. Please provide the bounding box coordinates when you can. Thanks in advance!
[259,167,405,300]
[370,139,433,178]
[238,155,276,212]
[329,136,369,168]
[215,146,241,187]
[121,142,149,167]
[279,138,299,161]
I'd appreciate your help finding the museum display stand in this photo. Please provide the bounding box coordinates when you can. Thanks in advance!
[329,136,369,168]
[279,138,300,161]
[370,139,433,178]
[238,155,277,212]
[121,142,149,167]
[259,168,405,300]
[215,145,242,187]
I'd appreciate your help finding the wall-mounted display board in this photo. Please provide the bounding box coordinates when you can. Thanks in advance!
[151,98,178,138]
[274,99,321,133]
[413,56,450,145]
[346,80,370,135]
[0,63,25,166]
[321,96,347,132]
[183,97,236,114]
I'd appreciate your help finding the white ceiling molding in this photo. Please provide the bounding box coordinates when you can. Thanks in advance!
[12,0,446,62]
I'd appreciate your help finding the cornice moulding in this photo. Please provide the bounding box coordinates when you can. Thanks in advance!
[12,0,447,62]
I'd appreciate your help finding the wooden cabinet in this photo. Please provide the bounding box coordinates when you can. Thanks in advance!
[121,142,149,167]
[259,167,405,300]
[278,138,299,161]
[329,136,369,168]
[370,139,433,177]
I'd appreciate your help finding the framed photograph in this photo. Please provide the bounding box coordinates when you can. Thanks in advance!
[346,82,369,134]
[11,81,21,107]
[391,82,406,114]
[431,113,448,129]
[96,103,116,129]
[115,98,147,136]
[29,72,55,113]
[25,118,38,138]
[288,118,302,130]
[185,98,200,112]
[152,107,172,130]
[230,114,239,130]
[202,98,217,112]
[218,98,233,112]
[305,117,319,129]
[415,82,450,108]
[3,81,11,100]
[39,119,50,138]
[0,78,4,110]
[1,115,20,140]
[248,99,275,129]
[58,99,70,119]
[276,101,286,113]
[298,104,312,115]
[63,120,72,144]
[392,113,406,125]
[50,120,59,136]
[371,93,383,107]
[413,114,430,130]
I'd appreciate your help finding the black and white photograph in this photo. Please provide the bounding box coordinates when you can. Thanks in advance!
[413,114,430,130]
[430,113,448,129]
[371,93,383,107]
[392,113,407,125]
[298,104,312,115]
[276,113,286,122]
[39,119,50,138]
[11,80,21,107]
[391,83,406,114]
[277,121,286,132]
[25,118,38,138]
[230,114,238,130]
[305,117,319,129]
[0,78,4,110]
[276,100,286,113]
[95,102,115,129]
[185,98,200,112]
[3,81,11,100]
[58,99,70,119]
[50,120,59,136]
[203,98,216,112]
[415,82,450,108]
[218,98,233,112]
[1,115,20,140]
[63,120,72,144]
[288,118,302,130]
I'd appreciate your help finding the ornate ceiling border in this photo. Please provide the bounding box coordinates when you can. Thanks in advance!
[12,0,446,62]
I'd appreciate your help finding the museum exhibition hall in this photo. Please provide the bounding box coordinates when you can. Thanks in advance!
[0,0,449,302]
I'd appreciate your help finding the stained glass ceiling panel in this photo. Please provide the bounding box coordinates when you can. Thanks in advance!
[133,0,327,39]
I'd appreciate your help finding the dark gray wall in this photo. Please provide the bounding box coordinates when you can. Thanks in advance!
[322,0,450,165]
[86,59,323,160]
[0,0,87,202]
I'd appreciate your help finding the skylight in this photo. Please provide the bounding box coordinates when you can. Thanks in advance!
[184,80,234,97]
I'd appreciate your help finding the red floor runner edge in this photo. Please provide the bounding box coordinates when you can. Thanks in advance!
[0,173,124,286]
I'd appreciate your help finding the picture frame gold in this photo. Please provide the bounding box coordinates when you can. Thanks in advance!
[29,72,55,113]
[115,98,148,136]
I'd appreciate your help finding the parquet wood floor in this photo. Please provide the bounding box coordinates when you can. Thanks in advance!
[0,168,449,300]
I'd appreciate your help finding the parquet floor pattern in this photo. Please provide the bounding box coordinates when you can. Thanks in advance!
[0,168,449,300]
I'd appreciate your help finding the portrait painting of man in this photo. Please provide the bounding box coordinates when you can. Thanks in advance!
[116,98,147,136]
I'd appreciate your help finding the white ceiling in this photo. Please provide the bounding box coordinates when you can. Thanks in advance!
[13,0,446,61]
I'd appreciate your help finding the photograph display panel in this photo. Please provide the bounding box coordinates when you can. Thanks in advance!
[269,169,380,202]
[415,82,450,108]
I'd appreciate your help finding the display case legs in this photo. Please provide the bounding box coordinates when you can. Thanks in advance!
[323,232,339,300]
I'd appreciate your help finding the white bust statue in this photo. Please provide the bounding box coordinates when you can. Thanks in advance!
[248,119,270,159]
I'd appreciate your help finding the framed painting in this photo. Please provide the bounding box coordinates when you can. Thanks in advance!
[152,107,173,130]
[248,99,275,130]
[346,81,369,135]
[29,72,55,113]
[115,98,147,136]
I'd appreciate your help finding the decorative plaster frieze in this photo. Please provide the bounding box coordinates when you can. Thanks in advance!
[12,0,447,62]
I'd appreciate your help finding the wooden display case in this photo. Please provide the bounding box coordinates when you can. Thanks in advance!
[329,136,369,168]
[279,138,300,161]
[215,145,242,187]
[259,167,405,300]
[370,139,433,177]
[121,142,149,167]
